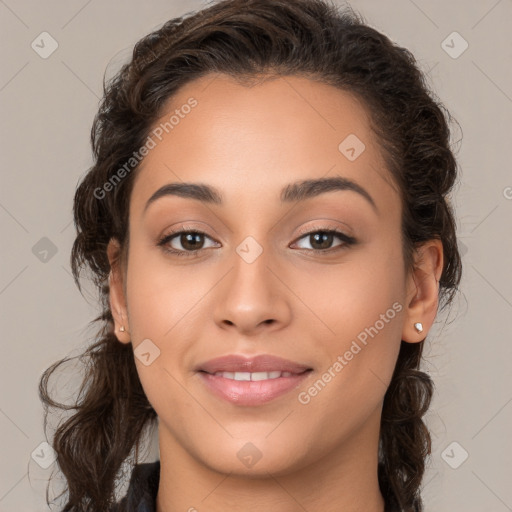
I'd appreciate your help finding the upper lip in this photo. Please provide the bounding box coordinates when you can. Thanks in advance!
[196,354,312,374]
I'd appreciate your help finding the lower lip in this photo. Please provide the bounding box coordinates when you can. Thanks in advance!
[198,371,312,406]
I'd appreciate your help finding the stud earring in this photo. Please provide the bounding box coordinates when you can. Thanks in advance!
[414,322,423,333]
[119,325,125,332]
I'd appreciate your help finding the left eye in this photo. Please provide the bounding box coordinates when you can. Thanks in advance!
[292,229,355,251]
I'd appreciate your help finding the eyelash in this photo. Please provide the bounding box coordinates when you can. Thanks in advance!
[156,225,357,258]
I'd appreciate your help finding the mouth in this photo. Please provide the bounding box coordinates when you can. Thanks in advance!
[195,353,313,406]
[197,367,313,406]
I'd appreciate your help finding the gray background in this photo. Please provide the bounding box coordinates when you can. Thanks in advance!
[1,0,511,510]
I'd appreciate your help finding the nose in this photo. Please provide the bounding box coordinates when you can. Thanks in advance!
[213,247,292,336]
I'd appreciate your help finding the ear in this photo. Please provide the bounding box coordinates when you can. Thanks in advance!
[401,239,444,343]
[107,237,131,344]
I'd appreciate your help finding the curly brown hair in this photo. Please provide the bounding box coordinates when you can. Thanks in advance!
[38,0,463,510]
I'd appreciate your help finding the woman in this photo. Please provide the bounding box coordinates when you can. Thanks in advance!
[39,0,463,510]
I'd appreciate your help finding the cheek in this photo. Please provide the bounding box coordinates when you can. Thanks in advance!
[124,263,195,416]
[123,252,215,410]
[296,240,405,344]
[124,246,203,338]
[297,242,405,406]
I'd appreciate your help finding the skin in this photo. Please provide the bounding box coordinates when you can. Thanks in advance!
[107,73,443,512]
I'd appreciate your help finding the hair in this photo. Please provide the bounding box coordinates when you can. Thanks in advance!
[38,0,463,510]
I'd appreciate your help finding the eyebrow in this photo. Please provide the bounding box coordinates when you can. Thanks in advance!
[143,176,378,214]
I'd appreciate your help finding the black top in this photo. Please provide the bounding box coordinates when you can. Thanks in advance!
[111,460,160,512]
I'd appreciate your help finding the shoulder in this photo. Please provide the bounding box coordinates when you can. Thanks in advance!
[111,460,160,512]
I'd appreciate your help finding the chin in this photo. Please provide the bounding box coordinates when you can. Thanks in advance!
[193,436,311,478]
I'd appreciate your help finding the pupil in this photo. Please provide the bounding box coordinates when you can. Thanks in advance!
[312,232,332,250]
[182,233,203,250]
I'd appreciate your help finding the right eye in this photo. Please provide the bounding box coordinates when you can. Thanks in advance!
[157,229,220,257]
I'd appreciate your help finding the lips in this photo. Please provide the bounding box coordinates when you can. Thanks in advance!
[198,371,311,406]
[196,354,312,375]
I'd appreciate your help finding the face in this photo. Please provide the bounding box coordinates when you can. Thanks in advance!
[108,73,434,478]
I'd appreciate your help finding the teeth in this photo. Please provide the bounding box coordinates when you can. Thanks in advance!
[213,371,294,380]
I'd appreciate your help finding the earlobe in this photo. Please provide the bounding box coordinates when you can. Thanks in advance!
[107,238,131,344]
[401,239,444,343]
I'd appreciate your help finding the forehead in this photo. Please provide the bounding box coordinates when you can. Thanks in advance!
[130,73,397,214]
